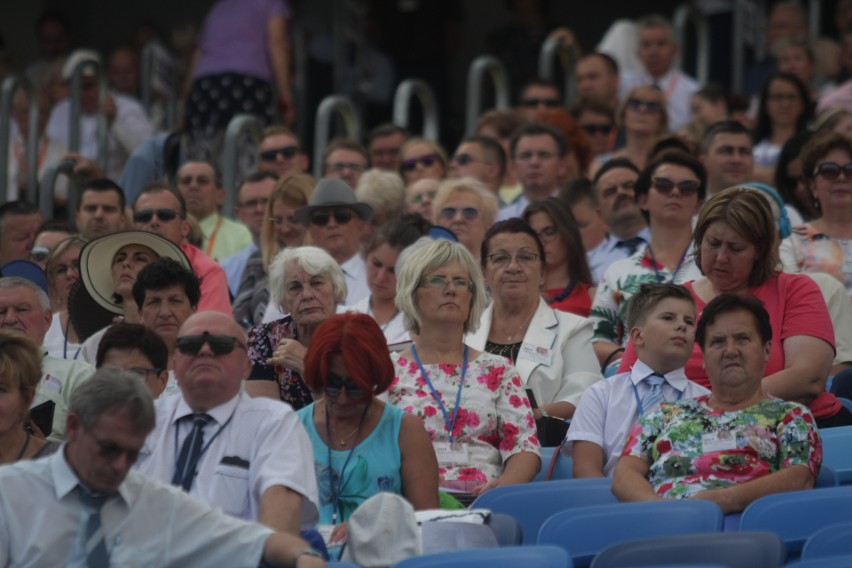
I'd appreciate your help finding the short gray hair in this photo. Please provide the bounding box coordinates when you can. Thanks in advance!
[69,367,155,433]
[431,177,499,229]
[356,169,406,220]
[395,238,487,335]
[269,246,347,312]
[638,14,675,40]
[0,277,50,311]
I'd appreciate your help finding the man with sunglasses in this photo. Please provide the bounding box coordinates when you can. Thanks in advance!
[135,311,319,537]
[516,79,562,121]
[449,135,505,194]
[294,179,373,306]
[257,126,309,178]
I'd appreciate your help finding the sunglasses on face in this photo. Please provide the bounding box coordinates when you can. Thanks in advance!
[30,246,50,263]
[651,177,701,197]
[520,97,561,108]
[309,208,354,226]
[133,208,181,224]
[324,374,367,399]
[581,124,614,136]
[409,190,437,205]
[626,98,663,113]
[259,146,300,161]
[176,332,245,356]
[401,154,438,172]
[439,207,480,221]
[814,161,852,182]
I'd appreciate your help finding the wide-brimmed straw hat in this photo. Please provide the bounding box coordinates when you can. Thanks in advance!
[294,178,373,225]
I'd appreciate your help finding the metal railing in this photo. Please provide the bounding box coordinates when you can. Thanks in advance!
[538,36,577,106]
[465,56,511,135]
[313,95,361,178]
[673,3,710,86]
[221,114,265,217]
[40,158,77,222]
[0,76,39,204]
[392,79,440,141]
[67,56,109,171]
[139,41,179,131]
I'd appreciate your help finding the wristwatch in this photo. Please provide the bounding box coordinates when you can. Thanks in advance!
[538,407,550,418]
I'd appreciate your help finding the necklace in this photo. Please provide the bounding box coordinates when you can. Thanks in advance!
[326,404,369,447]
[331,421,361,447]
[497,309,536,342]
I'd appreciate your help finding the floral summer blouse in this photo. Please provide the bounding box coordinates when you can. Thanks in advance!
[780,224,852,302]
[621,395,822,499]
[247,315,313,410]
[387,350,540,486]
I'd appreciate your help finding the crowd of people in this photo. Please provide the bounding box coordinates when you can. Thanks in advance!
[4,1,852,565]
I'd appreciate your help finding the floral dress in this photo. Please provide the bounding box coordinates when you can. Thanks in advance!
[387,350,540,487]
[247,315,313,409]
[780,223,852,302]
[622,396,822,499]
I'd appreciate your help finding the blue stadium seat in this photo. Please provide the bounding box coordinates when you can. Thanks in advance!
[801,522,852,560]
[391,545,572,568]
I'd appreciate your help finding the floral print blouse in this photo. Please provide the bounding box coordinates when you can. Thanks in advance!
[622,395,822,499]
[387,350,540,485]
[247,315,313,410]
[780,223,852,302]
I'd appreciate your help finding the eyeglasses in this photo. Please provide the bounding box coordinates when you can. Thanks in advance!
[536,225,559,243]
[814,161,852,182]
[419,275,473,291]
[30,246,50,263]
[626,98,663,113]
[176,332,245,356]
[487,251,540,268]
[91,435,141,463]
[239,198,270,210]
[129,367,162,377]
[451,153,485,166]
[327,162,365,174]
[651,177,700,197]
[133,208,181,224]
[401,154,438,172]
[409,190,437,205]
[520,97,561,108]
[260,146,300,161]
[52,261,80,278]
[439,207,480,221]
[767,93,800,103]
[324,374,367,399]
[581,124,614,136]
[515,150,557,162]
[309,208,354,226]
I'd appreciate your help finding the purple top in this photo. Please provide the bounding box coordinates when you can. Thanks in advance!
[193,0,290,82]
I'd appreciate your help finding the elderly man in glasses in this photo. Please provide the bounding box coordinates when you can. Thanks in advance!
[134,310,319,538]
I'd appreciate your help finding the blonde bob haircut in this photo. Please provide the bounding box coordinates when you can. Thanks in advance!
[693,186,779,288]
[260,173,315,268]
[268,246,347,313]
[395,238,487,335]
[0,329,42,397]
[431,176,499,229]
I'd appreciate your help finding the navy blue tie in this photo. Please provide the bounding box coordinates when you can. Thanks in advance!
[172,413,213,491]
[77,485,110,567]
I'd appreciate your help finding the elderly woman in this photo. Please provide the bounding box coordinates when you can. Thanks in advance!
[298,313,439,545]
[246,246,346,409]
[613,294,820,513]
[523,197,596,317]
[387,239,540,495]
[619,186,851,428]
[432,177,498,261]
[399,138,448,185]
[467,219,601,440]
[0,330,60,463]
[355,168,406,247]
[781,131,852,301]
[43,236,87,359]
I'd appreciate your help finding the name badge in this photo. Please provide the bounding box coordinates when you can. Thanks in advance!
[701,431,737,454]
[843,256,852,275]
[41,374,62,394]
[434,441,470,466]
[519,342,553,366]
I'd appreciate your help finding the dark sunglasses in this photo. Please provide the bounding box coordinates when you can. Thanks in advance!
[401,154,438,172]
[176,332,245,356]
[814,162,852,182]
[582,124,614,136]
[652,177,700,197]
[260,146,300,161]
[310,208,354,226]
[626,98,663,113]
[439,207,480,221]
[520,97,561,108]
[133,208,181,224]
[324,374,367,399]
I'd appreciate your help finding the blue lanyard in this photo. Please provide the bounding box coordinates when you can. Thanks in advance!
[411,344,469,444]
[631,376,683,416]
[646,244,689,283]
[171,407,237,487]
[324,401,370,525]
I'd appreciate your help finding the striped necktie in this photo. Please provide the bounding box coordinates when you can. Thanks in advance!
[77,485,110,568]
[640,373,667,415]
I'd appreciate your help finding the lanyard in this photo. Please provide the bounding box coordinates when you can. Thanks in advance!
[171,407,236,485]
[325,401,370,525]
[63,315,81,360]
[646,244,689,284]
[411,344,469,444]
[631,377,683,416]
[204,214,224,257]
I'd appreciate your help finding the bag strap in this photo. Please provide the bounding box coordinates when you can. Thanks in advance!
[544,439,568,481]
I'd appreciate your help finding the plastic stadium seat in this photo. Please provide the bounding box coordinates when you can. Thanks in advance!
[391,545,572,568]
[818,426,852,485]
[817,465,839,488]
[534,446,573,481]
[537,500,724,568]
[801,522,852,560]
[789,557,852,568]
[485,513,522,546]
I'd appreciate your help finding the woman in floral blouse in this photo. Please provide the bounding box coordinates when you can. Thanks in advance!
[387,239,540,495]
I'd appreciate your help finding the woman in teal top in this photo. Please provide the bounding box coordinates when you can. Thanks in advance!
[297,313,439,547]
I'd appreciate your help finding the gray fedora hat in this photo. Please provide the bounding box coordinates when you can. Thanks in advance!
[293,178,373,225]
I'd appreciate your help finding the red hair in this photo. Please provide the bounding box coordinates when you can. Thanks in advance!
[303,313,395,395]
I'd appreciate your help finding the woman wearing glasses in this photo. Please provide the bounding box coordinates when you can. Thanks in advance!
[467,219,601,429]
[43,236,87,359]
[399,138,448,185]
[590,152,705,369]
[387,239,540,495]
[431,177,498,261]
[752,73,812,181]
[297,313,438,546]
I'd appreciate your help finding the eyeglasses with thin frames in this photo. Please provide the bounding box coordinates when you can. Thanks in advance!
[419,275,473,291]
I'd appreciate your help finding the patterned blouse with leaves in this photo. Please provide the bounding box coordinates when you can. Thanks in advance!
[247,315,313,410]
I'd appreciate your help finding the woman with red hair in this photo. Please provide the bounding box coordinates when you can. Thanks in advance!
[297,313,439,547]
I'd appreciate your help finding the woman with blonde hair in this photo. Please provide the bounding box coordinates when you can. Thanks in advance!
[431,177,498,261]
[43,235,87,359]
[399,138,448,185]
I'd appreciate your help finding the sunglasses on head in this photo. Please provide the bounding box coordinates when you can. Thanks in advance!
[582,124,614,136]
[324,374,367,399]
[133,208,181,224]
[401,154,438,172]
[626,98,663,113]
[520,97,561,108]
[652,177,700,197]
[309,208,354,226]
[814,162,852,182]
[259,146,300,161]
[439,207,480,221]
[176,332,245,356]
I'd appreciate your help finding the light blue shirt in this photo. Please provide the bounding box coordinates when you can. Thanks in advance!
[587,227,651,283]
[221,243,259,296]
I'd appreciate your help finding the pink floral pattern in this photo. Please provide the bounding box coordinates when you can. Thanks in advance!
[388,350,540,483]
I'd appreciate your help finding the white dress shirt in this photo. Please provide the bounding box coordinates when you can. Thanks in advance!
[0,448,273,567]
[135,390,319,529]
[347,295,409,344]
[340,252,369,307]
[565,359,710,476]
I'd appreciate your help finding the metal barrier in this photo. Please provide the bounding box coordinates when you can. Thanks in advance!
[392,79,440,141]
[0,76,39,204]
[68,57,109,171]
[538,36,576,106]
[465,56,511,135]
[139,42,179,131]
[312,95,362,178]
[40,158,77,222]
[673,3,710,86]
[221,114,265,217]
[809,0,822,40]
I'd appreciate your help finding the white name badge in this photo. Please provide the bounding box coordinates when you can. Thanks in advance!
[701,431,737,454]
[41,374,62,394]
[519,342,553,366]
[843,255,852,275]
[434,442,470,466]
